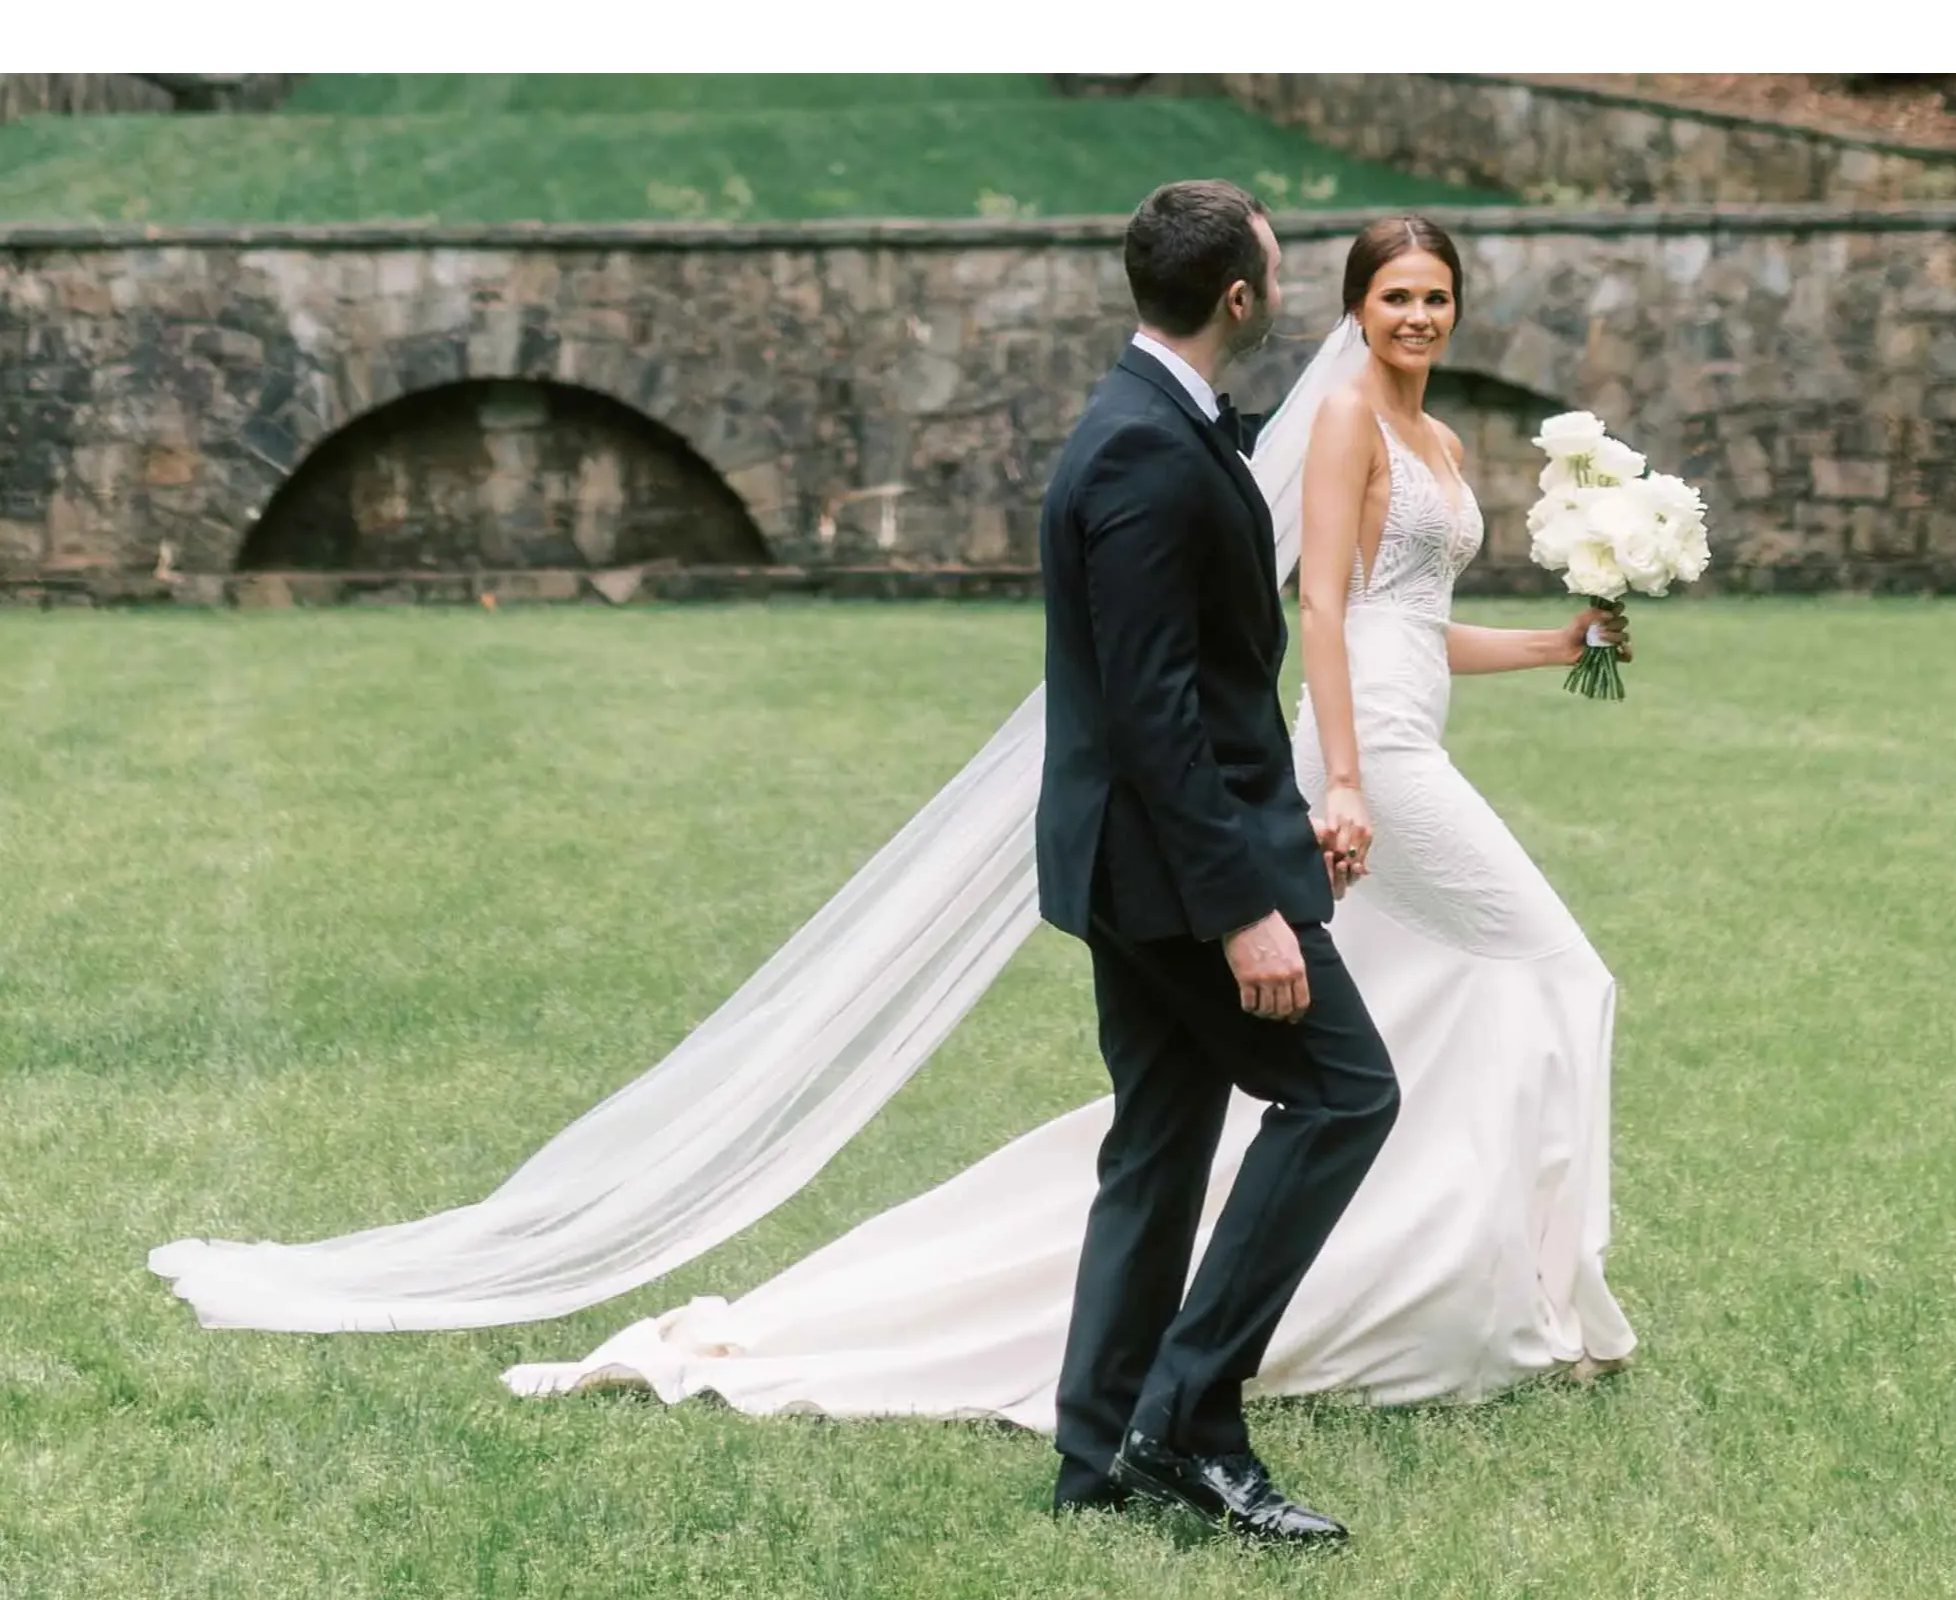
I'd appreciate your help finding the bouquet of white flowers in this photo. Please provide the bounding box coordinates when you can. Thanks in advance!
[1526,412,1711,700]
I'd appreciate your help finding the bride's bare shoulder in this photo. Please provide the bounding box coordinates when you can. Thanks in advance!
[1308,384,1380,454]
[1316,384,1374,427]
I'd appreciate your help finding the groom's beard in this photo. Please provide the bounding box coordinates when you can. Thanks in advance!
[1227,303,1276,362]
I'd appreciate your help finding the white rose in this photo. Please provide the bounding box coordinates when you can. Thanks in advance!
[1563,539,1628,602]
[1634,488,1690,564]
[1614,524,1673,595]
[1642,469,1701,506]
[1641,471,1705,528]
[1532,411,1607,461]
[1581,483,1643,544]
[1527,483,1575,536]
[1672,525,1711,583]
[1590,435,1648,486]
[1529,502,1588,570]
[1532,484,1615,568]
[1538,457,1581,498]
[1640,472,1711,583]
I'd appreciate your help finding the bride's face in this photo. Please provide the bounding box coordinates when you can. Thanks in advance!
[1359,250,1457,373]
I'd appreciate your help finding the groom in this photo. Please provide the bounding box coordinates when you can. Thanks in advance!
[1035,180,1400,1542]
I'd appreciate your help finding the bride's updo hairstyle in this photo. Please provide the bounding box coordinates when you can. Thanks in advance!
[1342,215,1466,323]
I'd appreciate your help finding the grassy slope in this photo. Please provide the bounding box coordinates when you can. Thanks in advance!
[0,77,1510,224]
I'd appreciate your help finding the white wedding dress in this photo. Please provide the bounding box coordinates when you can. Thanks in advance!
[502,412,1639,1416]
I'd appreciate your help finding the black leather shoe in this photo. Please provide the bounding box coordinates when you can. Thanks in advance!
[1110,1430,1348,1544]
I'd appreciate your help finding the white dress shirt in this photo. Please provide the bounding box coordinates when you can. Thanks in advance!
[1130,331,1220,422]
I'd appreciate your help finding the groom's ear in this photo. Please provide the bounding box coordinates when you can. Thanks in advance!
[1222,277,1253,322]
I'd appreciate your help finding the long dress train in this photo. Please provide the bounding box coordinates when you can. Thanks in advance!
[502,416,1638,1414]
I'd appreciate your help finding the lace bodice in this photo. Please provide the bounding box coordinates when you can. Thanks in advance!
[1347,418,1484,624]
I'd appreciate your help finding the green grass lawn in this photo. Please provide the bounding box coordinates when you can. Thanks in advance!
[2,600,1951,1599]
[280,74,1058,115]
[0,81,1510,225]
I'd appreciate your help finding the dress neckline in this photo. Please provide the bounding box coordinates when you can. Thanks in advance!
[1376,414,1466,524]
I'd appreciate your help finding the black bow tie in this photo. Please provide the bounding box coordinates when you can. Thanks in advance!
[1214,395,1262,454]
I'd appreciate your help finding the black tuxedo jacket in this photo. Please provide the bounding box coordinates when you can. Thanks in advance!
[1035,344,1333,944]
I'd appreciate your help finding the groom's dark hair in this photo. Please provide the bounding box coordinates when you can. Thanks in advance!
[1124,180,1270,338]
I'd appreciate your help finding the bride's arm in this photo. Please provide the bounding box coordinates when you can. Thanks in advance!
[1446,621,1586,675]
[1434,421,1630,675]
[1297,391,1375,859]
[1447,606,1631,677]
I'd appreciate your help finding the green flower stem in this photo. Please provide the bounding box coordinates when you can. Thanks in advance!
[1563,593,1627,700]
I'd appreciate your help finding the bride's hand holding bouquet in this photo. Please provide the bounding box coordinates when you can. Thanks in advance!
[1525,412,1711,701]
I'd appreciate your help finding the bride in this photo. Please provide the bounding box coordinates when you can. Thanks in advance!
[494,216,1640,1420]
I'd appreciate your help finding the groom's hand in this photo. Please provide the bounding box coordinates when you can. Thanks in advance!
[1223,912,1311,1023]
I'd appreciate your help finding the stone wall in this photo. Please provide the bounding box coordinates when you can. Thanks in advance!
[1211,75,1956,205]
[2,206,1954,602]
[0,75,174,123]
[0,74,299,124]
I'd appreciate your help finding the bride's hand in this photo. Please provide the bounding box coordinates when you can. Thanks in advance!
[1314,822,1363,898]
[1320,782,1373,873]
[1561,602,1632,665]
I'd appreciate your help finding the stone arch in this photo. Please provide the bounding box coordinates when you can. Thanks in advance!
[236,378,771,572]
[1423,366,1577,569]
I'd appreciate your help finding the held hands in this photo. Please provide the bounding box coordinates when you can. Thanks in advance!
[1321,781,1374,880]
[1316,818,1366,900]
[1223,784,1379,1021]
[1223,911,1311,1023]
[1561,601,1632,666]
